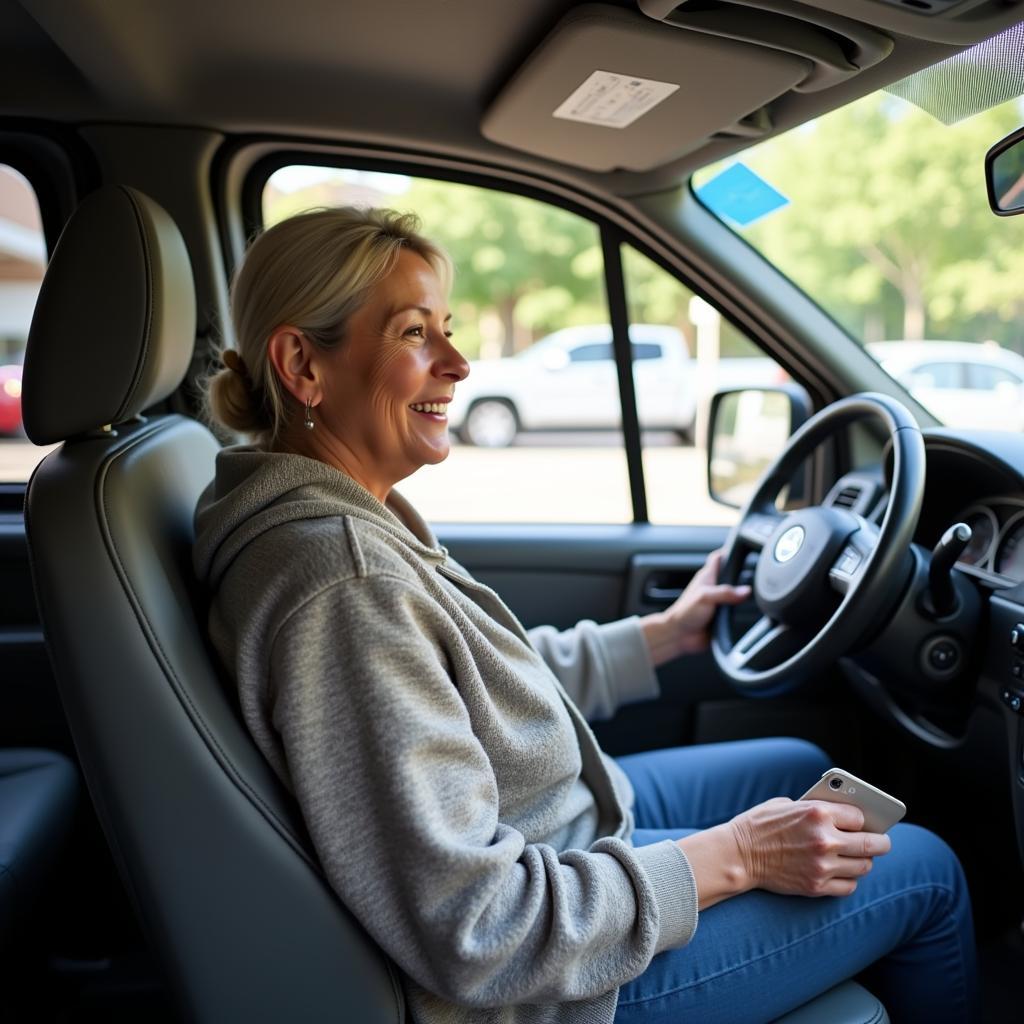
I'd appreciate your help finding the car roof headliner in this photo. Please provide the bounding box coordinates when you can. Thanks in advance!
[2,0,1023,196]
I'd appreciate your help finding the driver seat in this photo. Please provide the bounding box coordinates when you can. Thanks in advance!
[21,185,888,1023]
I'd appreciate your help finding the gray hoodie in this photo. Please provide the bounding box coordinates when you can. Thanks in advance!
[193,446,698,1024]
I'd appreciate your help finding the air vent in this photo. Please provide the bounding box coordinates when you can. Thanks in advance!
[831,485,863,510]
[824,474,881,515]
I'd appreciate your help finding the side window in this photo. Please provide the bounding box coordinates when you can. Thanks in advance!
[568,343,613,362]
[631,343,663,361]
[621,244,789,525]
[263,169,631,523]
[911,362,963,389]
[0,166,47,483]
[968,363,1020,390]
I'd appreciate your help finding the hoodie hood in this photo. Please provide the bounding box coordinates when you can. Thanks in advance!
[193,444,446,591]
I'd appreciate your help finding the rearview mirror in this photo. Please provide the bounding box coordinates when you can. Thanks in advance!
[707,385,810,509]
[986,124,1024,216]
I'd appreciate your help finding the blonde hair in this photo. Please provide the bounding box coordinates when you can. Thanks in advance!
[203,206,452,445]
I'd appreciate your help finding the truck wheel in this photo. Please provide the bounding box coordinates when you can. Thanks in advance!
[463,399,518,447]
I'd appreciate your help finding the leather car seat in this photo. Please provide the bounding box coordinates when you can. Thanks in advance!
[21,185,888,1024]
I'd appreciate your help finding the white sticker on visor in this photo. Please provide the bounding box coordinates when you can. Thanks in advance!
[553,71,679,129]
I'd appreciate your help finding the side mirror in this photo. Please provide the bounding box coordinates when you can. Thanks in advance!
[707,385,811,509]
[986,124,1024,216]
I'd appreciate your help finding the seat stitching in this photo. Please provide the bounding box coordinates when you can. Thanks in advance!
[94,420,319,868]
[112,187,155,424]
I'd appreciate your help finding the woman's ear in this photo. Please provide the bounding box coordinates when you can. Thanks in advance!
[267,326,318,404]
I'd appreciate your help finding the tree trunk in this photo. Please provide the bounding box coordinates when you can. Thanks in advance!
[902,277,925,340]
[498,295,518,357]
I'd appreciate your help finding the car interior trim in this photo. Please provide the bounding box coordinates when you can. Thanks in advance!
[602,224,649,521]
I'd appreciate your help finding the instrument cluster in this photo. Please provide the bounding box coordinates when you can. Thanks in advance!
[954,499,1024,581]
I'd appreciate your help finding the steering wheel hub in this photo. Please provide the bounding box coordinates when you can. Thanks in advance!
[756,507,859,623]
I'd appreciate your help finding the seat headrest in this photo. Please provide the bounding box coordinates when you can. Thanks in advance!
[23,186,197,445]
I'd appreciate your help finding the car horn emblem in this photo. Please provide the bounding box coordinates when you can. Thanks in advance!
[774,525,805,563]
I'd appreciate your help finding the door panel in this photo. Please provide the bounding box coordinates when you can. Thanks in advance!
[438,522,734,754]
[438,522,859,761]
[0,514,70,751]
[439,523,728,624]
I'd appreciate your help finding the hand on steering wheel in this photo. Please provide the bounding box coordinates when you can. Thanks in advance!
[712,393,925,696]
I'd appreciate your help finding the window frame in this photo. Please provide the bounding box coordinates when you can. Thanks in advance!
[0,123,94,507]
[233,147,830,524]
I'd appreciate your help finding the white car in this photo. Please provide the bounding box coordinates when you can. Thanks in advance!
[868,341,1024,431]
[448,323,695,446]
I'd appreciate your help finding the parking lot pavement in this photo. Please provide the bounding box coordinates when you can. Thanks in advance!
[0,437,739,527]
[0,440,56,482]
[401,442,739,525]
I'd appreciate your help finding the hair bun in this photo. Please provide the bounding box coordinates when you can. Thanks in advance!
[221,349,246,374]
[206,364,268,435]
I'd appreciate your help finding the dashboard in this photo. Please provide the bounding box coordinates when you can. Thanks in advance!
[905,431,1024,588]
[829,432,1024,585]
[954,499,1024,581]
[837,427,1024,884]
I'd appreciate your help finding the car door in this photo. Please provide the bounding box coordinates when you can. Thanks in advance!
[630,339,676,429]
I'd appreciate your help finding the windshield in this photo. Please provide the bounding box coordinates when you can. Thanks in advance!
[695,78,1024,432]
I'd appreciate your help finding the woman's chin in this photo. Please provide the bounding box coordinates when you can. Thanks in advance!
[416,436,452,466]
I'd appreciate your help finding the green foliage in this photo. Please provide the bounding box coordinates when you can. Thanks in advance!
[712,93,1024,349]
[263,169,741,360]
[263,91,1024,363]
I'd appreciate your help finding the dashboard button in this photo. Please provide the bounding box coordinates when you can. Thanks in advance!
[1012,624,1024,650]
[927,640,958,672]
[1001,687,1024,714]
[922,636,961,677]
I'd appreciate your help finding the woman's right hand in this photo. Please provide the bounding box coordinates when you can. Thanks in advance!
[727,797,892,898]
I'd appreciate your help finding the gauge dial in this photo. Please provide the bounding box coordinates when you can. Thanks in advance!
[957,506,998,567]
[996,511,1024,581]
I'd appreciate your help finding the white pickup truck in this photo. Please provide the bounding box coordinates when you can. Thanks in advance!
[447,323,696,447]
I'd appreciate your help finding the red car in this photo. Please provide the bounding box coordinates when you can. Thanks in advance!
[0,364,23,436]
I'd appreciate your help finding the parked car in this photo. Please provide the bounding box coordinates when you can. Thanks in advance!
[448,323,695,446]
[868,340,1024,430]
[0,363,22,436]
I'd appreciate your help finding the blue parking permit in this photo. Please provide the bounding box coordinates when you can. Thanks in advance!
[696,163,789,227]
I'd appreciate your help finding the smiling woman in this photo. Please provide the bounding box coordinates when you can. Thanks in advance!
[266,247,467,499]
[184,201,980,1024]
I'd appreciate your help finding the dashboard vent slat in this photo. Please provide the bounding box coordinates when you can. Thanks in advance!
[831,485,862,509]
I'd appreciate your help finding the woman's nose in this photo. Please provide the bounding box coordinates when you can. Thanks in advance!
[436,333,470,381]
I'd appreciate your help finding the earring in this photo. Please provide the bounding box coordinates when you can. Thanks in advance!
[303,397,315,431]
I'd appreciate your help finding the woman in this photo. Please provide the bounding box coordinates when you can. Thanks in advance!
[193,207,977,1023]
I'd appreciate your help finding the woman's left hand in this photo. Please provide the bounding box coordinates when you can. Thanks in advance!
[640,549,751,667]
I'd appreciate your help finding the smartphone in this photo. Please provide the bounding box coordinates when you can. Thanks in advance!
[799,768,906,833]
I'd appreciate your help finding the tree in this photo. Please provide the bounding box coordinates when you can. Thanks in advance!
[725,93,1024,347]
[404,179,606,356]
[263,171,609,359]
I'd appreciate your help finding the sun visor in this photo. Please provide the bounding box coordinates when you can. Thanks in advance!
[482,5,855,172]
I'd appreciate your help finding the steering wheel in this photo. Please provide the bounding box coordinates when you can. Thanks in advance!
[712,393,926,696]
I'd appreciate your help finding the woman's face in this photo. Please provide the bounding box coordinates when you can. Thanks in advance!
[312,249,469,499]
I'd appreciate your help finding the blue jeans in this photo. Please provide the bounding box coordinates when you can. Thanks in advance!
[614,739,977,1024]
